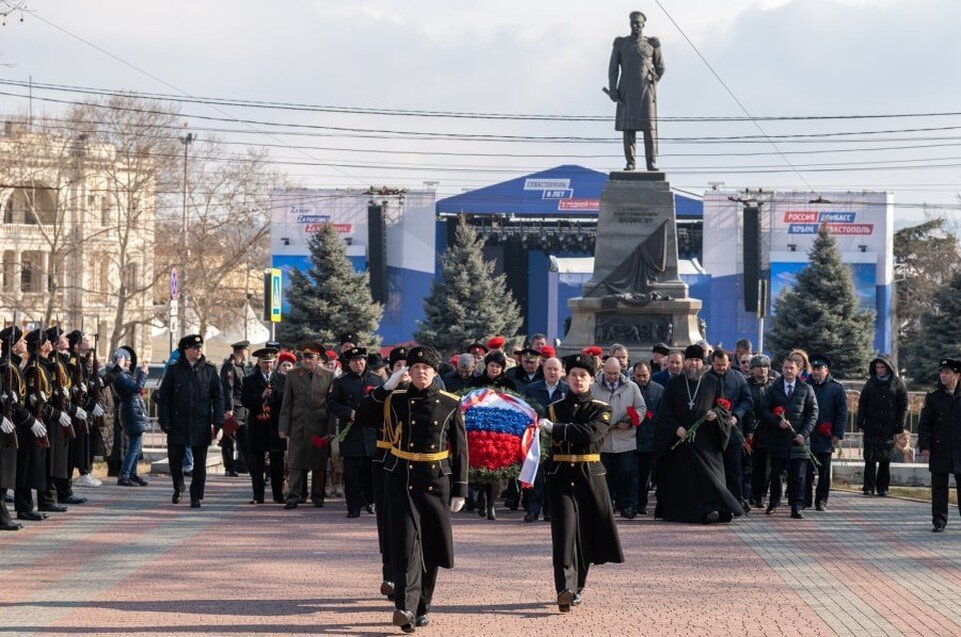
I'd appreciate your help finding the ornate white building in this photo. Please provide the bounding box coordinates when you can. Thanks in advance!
[0,121,155,359]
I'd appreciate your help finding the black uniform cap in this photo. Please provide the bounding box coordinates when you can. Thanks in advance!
[809,354,832,368]
[252,347,279,361]
[231,340,250,351]
[388,346,409,367]
[652,342,671,356]
[408,346,441,371]
[178,334,204,350]
[339,332,358,346]
[939,358,961,374]
[563,353,596,376]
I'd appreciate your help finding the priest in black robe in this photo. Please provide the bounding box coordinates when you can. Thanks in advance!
[653,344,743,524]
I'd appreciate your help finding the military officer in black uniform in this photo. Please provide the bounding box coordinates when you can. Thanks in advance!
[367,345,468,633]
[220,340,251,477]
[241,347,285,504]
[357,346,410,601]
[538,353,624,612]
[328,346,384,517]
[1,325,31,530]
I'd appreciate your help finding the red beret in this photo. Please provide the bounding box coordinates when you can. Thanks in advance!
[581,345,603,357]
[487,336,505,349]
[325,349,339,362]
[540,345,556,359]
[277,350,297,365]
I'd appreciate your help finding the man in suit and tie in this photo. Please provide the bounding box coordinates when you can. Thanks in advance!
[760,357,818,519]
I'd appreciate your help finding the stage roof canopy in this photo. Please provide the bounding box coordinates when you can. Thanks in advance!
[436,164,702,219]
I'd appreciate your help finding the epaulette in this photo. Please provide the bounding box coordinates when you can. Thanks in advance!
[591,399,611,406]
[392,389,408,396]
[648,36,661,47]
[439,390,460,401]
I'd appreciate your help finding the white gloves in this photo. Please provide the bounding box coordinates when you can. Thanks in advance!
[384,366,409,391]
[30,391,47,406]
[31,420,47,438]
[60,387,69,398]
[92,403,105,418]
[75,407,88,421]
[59,412,72,428]
[1,417,13,434]
[539,419,554,432]
[449,496,465,513]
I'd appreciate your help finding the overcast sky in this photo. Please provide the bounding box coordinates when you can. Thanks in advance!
[1,0,959,225]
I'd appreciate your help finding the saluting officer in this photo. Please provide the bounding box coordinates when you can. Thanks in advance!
[538,353,624,613]
[368,346,468,634]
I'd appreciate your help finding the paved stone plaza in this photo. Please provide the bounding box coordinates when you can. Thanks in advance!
[3,477,960,636]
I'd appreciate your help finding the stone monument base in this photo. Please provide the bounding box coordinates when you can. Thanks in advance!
[560,296,702,356]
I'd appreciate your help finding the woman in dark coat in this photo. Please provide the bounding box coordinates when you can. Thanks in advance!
[109,347,149,487]
[856,354,907,496]
[539,353,623,612]
[466,349,516,520]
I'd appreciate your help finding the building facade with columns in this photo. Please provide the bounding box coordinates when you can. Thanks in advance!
[0,122,155,359]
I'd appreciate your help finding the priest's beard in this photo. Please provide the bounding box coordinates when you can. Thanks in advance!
[685,367,705,382]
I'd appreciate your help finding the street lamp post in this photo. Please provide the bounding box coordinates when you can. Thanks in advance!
[178,128,194,342]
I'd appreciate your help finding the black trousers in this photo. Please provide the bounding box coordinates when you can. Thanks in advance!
[751,447,771,505]
[386,476,448,616]
[169,444,209,501]
[14,487,36,513]
[601,451,637,512]
[549,485,591,594]
[343,455,374,514]
[525,465,550,518]
[804,452,834,506]
[0,489,12,524]
[723,437,746,503]
[931,473,961,527]
[372,460,391,581]
[248,449,284,502]
[768,457,807,508]
[863,460,891,494]
[37,477,73,508]
[637,451,653,510]
[504,478,521,509]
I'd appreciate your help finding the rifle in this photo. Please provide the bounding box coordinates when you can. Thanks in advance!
[69,333,89,436]
[31,331,49,449]
[2,314,18,450]
[90,332,105,437]
[51,320,76,440]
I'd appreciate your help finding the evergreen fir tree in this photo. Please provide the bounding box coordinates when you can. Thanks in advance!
[768,227,875,379]
[277,223,382,348]
[414,217,523,354]
[905,271,961,387]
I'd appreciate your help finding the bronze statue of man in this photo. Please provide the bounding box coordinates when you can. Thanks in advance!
[608,11,664,171]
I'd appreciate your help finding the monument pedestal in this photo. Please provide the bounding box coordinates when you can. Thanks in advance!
[562,296,702,356]
[560,171,703,356]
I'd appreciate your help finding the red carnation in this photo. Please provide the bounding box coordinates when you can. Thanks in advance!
[715,398,732,411]
[364,385,375,395]
[311,435,329,449]
[626,406,641,427]
[645,410,654,421]
[817,422,833,438]
[773,406,786,417]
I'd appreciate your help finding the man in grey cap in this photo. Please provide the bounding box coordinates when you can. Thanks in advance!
[745,354,776,508]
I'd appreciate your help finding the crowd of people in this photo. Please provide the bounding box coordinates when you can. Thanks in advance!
[4,324,961,633]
